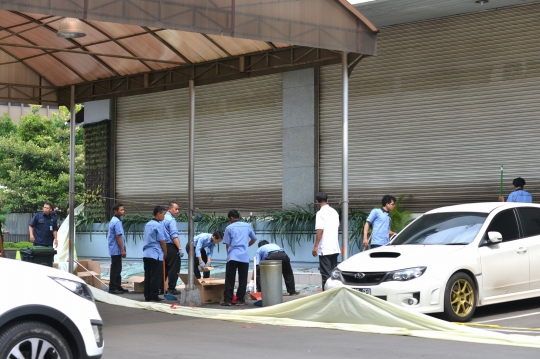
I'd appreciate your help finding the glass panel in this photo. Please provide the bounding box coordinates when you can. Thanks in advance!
[392,212,488,245]
[517,207,540,238]
[485,209,520,242]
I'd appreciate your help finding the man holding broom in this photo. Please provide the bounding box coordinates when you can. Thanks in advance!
[499,177,532,203]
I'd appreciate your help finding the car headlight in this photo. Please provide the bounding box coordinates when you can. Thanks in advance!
[330,268,343,282]
[384,267,426,282]
[50,276,95,302]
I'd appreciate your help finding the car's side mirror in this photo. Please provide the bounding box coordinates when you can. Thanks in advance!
[487,231,502,244]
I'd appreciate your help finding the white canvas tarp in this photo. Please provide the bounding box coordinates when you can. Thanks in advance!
[90,286,540,349]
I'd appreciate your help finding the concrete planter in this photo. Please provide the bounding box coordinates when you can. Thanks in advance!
[3,249,18,260]
[75,221,360,264]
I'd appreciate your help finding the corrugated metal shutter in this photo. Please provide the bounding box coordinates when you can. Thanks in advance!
[319,4,540,212]
[116,74,282,214]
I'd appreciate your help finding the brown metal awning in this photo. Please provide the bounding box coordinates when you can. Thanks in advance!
[0,0,377,106]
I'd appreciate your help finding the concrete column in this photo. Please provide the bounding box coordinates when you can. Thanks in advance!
[282,68,319,208]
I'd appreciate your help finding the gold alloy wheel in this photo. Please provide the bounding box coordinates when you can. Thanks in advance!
[450,278,475,317]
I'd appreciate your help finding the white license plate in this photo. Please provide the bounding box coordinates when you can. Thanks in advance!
[353,288,371,295]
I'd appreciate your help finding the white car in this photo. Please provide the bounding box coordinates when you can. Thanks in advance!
[0,258,104,358]
[326,202,540,322]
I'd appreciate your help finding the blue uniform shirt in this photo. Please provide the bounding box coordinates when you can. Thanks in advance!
[366,208,391,246]
[29,212,58,246]
[107,216,125,256]
[194,233,216,258]
[143,219,166,260]
[163,211,179,244]
[507,189,532,203]
[255,243,283,265]
[223,221,256,263]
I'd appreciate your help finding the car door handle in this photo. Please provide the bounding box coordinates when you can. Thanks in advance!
[517,247,527,254]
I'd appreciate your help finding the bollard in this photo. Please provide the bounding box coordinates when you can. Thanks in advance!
[260,260,283,307]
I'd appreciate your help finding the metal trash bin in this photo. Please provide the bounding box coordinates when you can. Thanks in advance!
[260,260,283,307]
[20,246,57,267]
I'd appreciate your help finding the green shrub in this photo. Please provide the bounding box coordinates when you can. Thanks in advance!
[3,241,33,249]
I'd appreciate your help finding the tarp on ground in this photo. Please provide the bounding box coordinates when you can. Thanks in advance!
[89,286,540,349]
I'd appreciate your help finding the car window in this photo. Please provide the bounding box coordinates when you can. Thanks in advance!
[392,212,487,245]
[484,209,520,242]
[517,207,540,238]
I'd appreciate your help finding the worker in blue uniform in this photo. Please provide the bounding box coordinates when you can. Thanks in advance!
[186,231,223,279]
[252,240,298,296]
[107,203,127,294]
[221,209,256,306]
[499,177,533,203]
[142,206,168,302]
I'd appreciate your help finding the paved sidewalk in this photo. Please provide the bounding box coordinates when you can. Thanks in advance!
[104,282,322,310]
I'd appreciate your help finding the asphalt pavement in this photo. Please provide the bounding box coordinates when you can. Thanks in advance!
[96,298,540,359]
[466,296,540,336]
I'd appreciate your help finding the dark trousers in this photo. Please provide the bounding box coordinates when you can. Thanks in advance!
[109,255,123,291]
[319,253,339,291]
[370,244,382,249]
[256,251,296,294]
[165,243,181,290]
[224,260,249,303]
[143,257,163,300]
[185,244,209,279]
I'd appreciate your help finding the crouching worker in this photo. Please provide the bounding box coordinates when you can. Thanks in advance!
[143,206,167,302]
[186,231,223,279]
[253,240,299,296]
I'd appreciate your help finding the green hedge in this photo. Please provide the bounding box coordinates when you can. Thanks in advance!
[2,241,33,249]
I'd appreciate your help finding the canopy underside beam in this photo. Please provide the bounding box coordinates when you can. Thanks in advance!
[56,46,347,106]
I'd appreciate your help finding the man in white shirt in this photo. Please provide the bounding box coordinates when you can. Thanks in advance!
[312,192,341,290]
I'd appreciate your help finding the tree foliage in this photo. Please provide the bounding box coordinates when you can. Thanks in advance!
[0,113,16,137]
[0,107,84,213]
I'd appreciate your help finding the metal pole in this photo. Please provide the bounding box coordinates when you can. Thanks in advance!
[342,51,349,260]
[68,85,76,273]
[187,79,195,291]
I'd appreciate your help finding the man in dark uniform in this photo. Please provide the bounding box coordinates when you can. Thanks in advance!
[29,202,58,247]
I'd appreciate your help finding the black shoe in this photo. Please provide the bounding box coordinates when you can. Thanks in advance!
[234,301,246,306]
[121,287,129,292]
[158,289,164,295]
[109,289,124,295]
[145,297,164,302]
[289,291,300,296]
[167,289,180,295]
[220,302,232,306]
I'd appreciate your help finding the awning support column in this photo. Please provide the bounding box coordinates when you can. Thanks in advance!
[342,51,349,260]
[188,79,195,291]
[68,85,75,273]
[183,79,202,306]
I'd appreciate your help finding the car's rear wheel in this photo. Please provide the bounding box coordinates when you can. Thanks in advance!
[443,272,476,322]
[0,321,73,359]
